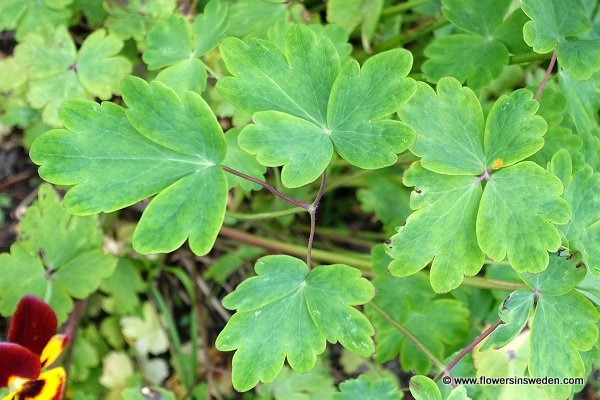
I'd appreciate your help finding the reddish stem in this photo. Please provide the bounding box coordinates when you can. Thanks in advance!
[222,166,311,210]
[434,320,502,382]
[535,52,557,101]
[307,171,327,267]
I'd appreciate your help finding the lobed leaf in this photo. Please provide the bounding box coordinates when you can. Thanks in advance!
[216,255,374,391]
[219,24,415,187]
[30,77,228,255]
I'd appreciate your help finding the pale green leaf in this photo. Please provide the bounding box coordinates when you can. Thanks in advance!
[226,0,287,38]
[0,0,71,40]
[121,302,170,356]
[100,258,146,314]
[30,77,228,255]
[215,255,374,391]
[409,376,441,400]
[481,290,533,350]
[104,0,175,44]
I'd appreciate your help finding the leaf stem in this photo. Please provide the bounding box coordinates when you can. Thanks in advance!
[535,51,557,101]
[462,276,526,291]
[509,51,553,65]
[222,166,311,210]
[434,320,502,382]
[369,302,446,371]
[307,172,327,267]
[226,207,304,220]
[219,226,372,271]
[382,0,433,16]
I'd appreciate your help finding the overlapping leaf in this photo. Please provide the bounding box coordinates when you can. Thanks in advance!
[423,0,529,89]
[218,24,416,187]
[388,77,570,292]
[143,0,228,93]
[484,254,598,399]
[104,0,175,45]
[335,375,400,400]
[0,0,71,40]
[30,77,228,255]
[550,151,600,273]
[0,184,117,322]
[522,0,600,80]
[257,361,336,400]
[14,25,131,126]
[215,255,374,391]
[367,248,469,373]
[409,376,470,400]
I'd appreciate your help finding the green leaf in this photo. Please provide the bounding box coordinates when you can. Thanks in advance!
[226,0,288,38]
[218,24,415,187]
[423,34,509,90]
[335,375,401,400]
[100,258,146,314]
[387,162,484,293]
[258,361,336,400]
[14,25,131,126]
[222,128,267,191]
[0,0,71,40]
[357,171,412,234]
[557,154,600,273]
[104,0,175,44]
[442,0,511,37]
[0,184,116,322]
[409,376,441,400]
[326,0,384,52]
[481,290,533,350]
[522,0,600,79]
[215,255,374,391]
[477,162,571,272]
[143,0,227,93]
[393,78,569,287]
[485,255,599,399]
[30,77,228,255]
[367,268,469,373]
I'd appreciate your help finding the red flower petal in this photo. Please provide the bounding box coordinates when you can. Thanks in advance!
[8,296,57,356]
[0,342,41,387]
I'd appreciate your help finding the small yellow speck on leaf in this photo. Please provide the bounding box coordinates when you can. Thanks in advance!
[491,159,503,170]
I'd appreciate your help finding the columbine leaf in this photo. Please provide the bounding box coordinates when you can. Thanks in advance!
[0,185,116,322]
[387,162,484,293]
[142,0,228,93]
[477,162,571,273]
[257,361,336,400]
[335,375,400,400]
[222,128,266,191]
[120,302,169,356]
[326,0,384,52]
[522,0,600,79]
[391,77,569,288]
[215,255,374,391]
[555,151,600,273]
[30,77,228,255]
[14,25,131,126]
[422,0,525,89]
[367,253,469,373]
[486,255,599,399]
[423,34,508,90]
[100,259,146,314]
[104,0,175,44]
[410,375,470,400]
[218,24,415,187]
[0,0,71,40]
